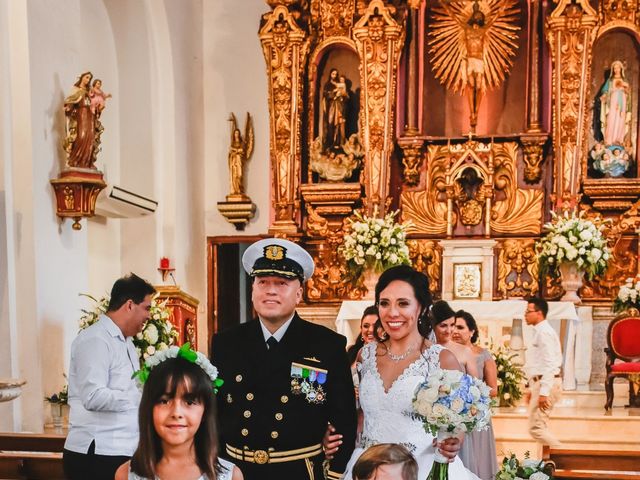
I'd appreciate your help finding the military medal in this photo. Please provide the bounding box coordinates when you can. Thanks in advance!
[290,361,328,404]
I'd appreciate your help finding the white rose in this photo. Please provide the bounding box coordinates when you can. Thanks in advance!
[146,345,156,355]
[418,387,439,404]
[450,397,464,413]
[144,324,159,344]
[530,473,549,480]
[432,403,447,417]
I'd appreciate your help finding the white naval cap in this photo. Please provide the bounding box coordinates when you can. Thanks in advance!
[242,238,315,282]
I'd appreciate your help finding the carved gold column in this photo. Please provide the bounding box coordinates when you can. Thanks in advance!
[259,5,310,236]
[546,0,597,207]
[521,0,548,184]
[353,0,405,213]
[398,0,425,187]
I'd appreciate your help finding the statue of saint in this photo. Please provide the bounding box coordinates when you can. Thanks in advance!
[227,112,254,198]
[590,60,633,177]
[599,60,632,147]
[322,69,350,151]
[63,71,103,169]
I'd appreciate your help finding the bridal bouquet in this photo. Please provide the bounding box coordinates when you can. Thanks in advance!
[495,452,554,480]
[535,209,610,279]
[79,293,179,362]
[413,368,492,480]
[341,208,411,276]
[613,276,640,313]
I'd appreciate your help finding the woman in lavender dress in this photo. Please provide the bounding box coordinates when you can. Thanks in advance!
[453,310,499,480]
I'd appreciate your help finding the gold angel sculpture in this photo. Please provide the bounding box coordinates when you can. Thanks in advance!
[428,0,520,132]
[227,112,254,199]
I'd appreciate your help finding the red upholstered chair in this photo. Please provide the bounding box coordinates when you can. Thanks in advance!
[604,311,640,410]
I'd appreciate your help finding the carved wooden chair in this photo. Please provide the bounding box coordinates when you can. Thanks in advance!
[604,310,640,410]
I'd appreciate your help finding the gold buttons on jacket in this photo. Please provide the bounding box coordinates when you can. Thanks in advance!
[246,393,254,401]
[271,431,279,439]
[243,410,251,418]
[280,395,288,403]
[241,428,249,436]
[275,413,283,421]
[226,394,233,403]
[235,375,243,382]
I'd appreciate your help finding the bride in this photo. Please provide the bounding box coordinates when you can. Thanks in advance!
[329,265,480,479]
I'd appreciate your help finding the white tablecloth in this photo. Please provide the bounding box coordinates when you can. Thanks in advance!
[336,299,589,390]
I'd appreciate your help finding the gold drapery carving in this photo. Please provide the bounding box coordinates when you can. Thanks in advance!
[402,141,542,236]
[497,238,539,298]
[353,0,405,214]
[260,5,310,236]
[546,0,597,205]
[407,239,442,297]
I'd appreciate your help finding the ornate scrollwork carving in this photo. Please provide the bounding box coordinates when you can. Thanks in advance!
[398,138,425,187]
[402,141,542,236]
[260,5,310,235]
[600,0,638,25]
[497,238,539,298]
[353,0,405,214]
[407,239,442,296]
[546,0,597,204]
[521,134,548,184]
[314,0,355,38]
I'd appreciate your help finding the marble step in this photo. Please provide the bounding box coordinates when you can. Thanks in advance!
[554,382,628,409]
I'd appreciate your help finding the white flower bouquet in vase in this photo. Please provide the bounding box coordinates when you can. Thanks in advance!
[613,276,640,314]
[341,208,412,297]
[79,293,179,363]
[535,209,610,303]
[412,368,492,480]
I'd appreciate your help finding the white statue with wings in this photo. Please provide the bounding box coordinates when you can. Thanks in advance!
[227,112,254,198]
[428,0,520,131]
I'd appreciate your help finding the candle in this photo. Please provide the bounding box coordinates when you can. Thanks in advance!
[160,257,170,269]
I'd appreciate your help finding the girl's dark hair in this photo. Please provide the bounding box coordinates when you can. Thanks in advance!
[130,357,222,479]
[455,310,479,344]
[347,305,379,364]
[352,443,418,480]
[375,265,433,338]
[373,319,388,342]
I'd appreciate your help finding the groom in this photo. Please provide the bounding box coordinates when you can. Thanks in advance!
[211,238,356,480]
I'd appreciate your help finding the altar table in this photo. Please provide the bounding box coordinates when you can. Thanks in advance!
[336,300,592,391]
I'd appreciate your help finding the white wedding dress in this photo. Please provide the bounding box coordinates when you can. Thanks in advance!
[342,342,480,479]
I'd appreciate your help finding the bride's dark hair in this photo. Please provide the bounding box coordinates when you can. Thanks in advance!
[374,265,433,338]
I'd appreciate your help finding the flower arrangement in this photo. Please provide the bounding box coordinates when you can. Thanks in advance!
[341,209,411,276]
[412,368,492,479]
[535,209,610,279]
[79,293,179,362]
[613,275,640,313]
[45,376,68,405]
[492,344,525,407]
[495,452,554,480]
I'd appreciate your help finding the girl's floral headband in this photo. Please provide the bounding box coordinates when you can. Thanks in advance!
[132,342,224,393]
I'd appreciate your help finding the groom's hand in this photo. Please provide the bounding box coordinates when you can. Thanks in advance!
[322,423,343,460]
[433,436,461,463]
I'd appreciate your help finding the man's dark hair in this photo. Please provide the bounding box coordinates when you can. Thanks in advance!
[107,273,156,312]
[526,297,548,318]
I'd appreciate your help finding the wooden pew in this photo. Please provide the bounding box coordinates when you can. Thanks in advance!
[543,446,640,480]
[0,432,65,480]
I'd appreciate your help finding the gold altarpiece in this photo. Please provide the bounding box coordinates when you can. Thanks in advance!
[258,0,640,304]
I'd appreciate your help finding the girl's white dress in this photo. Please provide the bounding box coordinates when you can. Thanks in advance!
[128,457,235,480]
[342,342,480,479]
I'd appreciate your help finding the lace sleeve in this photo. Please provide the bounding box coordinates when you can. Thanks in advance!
[358,342,378,378]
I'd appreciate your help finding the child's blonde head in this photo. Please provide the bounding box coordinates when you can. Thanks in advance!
[352,443,418,480]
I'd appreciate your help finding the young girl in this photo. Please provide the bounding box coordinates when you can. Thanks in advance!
[115,344,243,480]
[352,444,418,480]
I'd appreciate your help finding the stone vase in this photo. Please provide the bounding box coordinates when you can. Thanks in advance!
[362,268,379,300]
[50,402,65,429]
[559,262,585,304]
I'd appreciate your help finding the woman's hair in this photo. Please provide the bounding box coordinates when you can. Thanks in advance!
[455,309,479,344]
[74,71,93,88]
[347,305,379,364]
[130,356,222,479]
[352,443,418,480]
[373,319,388,342]
[430,300,455,327]
[375,265,433,338]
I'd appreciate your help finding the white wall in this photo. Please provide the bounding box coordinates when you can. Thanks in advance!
[203,0,271,237]
[0,0,272,430]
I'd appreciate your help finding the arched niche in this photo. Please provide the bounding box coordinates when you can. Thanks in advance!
[587,28,640,179]
[307,44,362,183]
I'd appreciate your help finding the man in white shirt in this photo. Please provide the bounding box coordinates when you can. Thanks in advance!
[63,273,155,480]
[524,297,563,448]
